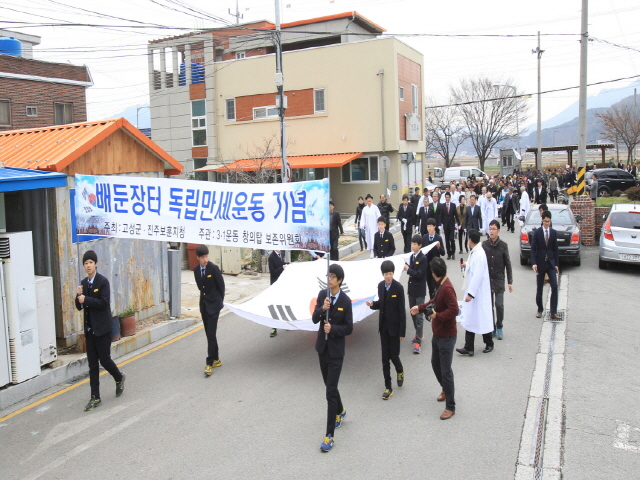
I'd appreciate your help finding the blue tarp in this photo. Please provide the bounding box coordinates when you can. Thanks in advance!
[0,167,67,193]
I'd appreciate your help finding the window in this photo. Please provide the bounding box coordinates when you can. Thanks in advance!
[26,106,38,117]
[191,100,207,146]
[399,87,404,101]
[253,106,278,120]
[411,84,418,114]
[225,99,235,121]
[314,88,325,113]
[0,100,10,126]
[341,156,379,183]
[54,102,73,125]
[235,51,246,60]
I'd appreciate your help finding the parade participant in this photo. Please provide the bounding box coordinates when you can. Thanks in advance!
[534,179,547,204]
[548,174,559,203]
[465,194,482,233]
[361,194,382,259]
[417,197,431,236]
[518,185,531,227]
[377,194,394,231]
[397,194,415,253]
[531,211,560,319]
[456,195,468,255]
[482,220,513,340]
[428,192,442,235]
[329,201,343,261]
[355,196,367,251]
[268,249,288,337]
[373,216,396,258]
[504,187,518,233]
[366,260,406,400]
[482,192,498,236]
[423,218,445,298]
[312,264,353,452]
[404,234,428,354]
[410,187,422,217]
[441,192,460,260]
[76,250,125,411]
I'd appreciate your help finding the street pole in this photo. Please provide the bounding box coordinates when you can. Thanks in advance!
[533,32,544,172]
[577,0,588,195]
[274,0,288,183]
[378,69,387,195]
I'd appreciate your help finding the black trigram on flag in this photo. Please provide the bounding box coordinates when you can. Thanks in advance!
[267,305,298,321]
[317,277,350,294]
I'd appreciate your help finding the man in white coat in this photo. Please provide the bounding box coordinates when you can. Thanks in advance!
[482,192,498,235]
[456,229,495,355]
[518,185,530,227]
[361,194,382,259]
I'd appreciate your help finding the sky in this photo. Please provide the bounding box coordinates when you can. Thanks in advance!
[2,0,639,125]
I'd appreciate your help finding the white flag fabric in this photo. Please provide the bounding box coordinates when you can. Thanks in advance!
[225,244,436,331]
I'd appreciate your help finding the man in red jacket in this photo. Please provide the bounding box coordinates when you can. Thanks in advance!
[410,256,458,420]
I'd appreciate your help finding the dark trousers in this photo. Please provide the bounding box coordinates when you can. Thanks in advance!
[549,190,558,203]
[431,335,456,412]
[491,291,505,330]
[536,262,558,315]
[358,228,367,250]
[380,329,403,389]
[402,228,412,253]
[408,295,425,344]
[457,229,468,253]
[318,347,344,437]
[505,210,515,232]
[464,330,494,351]
[443,225,455,257]
[201,306,220,365]
[330,233,339,261]
[86,329,122,398]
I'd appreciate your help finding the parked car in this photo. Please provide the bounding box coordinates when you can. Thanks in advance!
[432,166,487,186]
[519,204,583,266]
[589,168,639,196]
[599,203,640,269]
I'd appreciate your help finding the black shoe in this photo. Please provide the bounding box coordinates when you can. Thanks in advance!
[459,250,463,255]
[115,373,126,397]
[84,396,101,411]
[456,347,474,356]
[483,345,494,353]
[447,255,451,260]
[452,254,455,260]
[465,247,469,253]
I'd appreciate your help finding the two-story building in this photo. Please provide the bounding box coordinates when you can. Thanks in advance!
[147,12,425,211]
[0,31,92,132]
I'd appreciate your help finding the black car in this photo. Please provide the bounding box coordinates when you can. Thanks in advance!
[589,168,639,196]
[519,204,582,266]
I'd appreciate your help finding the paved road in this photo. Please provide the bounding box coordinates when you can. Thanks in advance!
[1,228,565,479]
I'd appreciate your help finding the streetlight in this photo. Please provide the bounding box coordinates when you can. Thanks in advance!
[493,83,520,158]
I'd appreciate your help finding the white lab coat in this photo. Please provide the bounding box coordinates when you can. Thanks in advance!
[362,203,382,255]
[482,198,498,234]
[519,190,530,227]
[460,243,493,335]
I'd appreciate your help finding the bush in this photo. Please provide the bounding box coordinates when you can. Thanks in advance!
[625,186,640,202]
[613,189,623,197]
[601,192,610,198]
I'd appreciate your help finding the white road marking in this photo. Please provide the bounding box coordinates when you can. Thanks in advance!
[613,422,640,453]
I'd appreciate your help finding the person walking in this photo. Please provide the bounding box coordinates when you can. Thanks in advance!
[465,194,482,233]
[373,216,396,258]
[417,197,431,236]
[427,192,442,235]
[587,174,598,200]
[355,196,367,251]
[518,186,531,227]
[268,249,288,337]
[329,201,343,261]
[410,257,458,420]
[504,187,518,233]
[404,234,428,354]
[456,196,468,255]
[362,194,382,259]
[482,192,498,236]
[422,219,445,299]
[533,179,547,205]
[456,229,494,356]
[548,174,559,203]
[441,192,460,260]
[531,211,560,319]
[397,194,415,253]
[482,220,513,340]
[377,194,395,231]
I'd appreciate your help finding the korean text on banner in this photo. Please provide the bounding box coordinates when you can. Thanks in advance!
[74,175,331,251]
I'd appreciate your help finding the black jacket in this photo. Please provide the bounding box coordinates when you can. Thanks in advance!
[417,205,430,235]
[406,250,428,297]
[369,279,406,337]
[410,194,421,216]
[75,272,112,337]
[373,230,396,258]
[194,261,225,315]
[330,211,343,239]
[355,203,365,228]
[396,204,415,232]
[531,227,560,269]
[312,289,353,358]
[268,250,287,285]
[465,204,483,230]
[377,200,395,223]
[533,186,547,204]
[504,193,519,214]
[427,202,443,227]
[440,202,459,228]
[482,238,513,293]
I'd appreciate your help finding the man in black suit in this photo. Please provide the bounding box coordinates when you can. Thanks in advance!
[427,192,442,234]
[403,234,428,354]
[373,216,396,258]
[441,192,460,260]
[503,187,518,233]
[194,244,226,376]
[396,194,415,253]
[75,250,125,412]
[465,194,482,232]
[422,218,445,298]
[329,201,343,261]
[533,179,547,204]
[268,250,288,337]
[530,211,560,319]
[312,264,353,453]
[410,186,421,216]
[416,197,431,236]
[366,260,406,400]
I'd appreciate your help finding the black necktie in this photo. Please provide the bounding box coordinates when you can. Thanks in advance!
[201,267,205,278]
[88,280,92,290]
[331,295,336,306]
[412,254,415,263]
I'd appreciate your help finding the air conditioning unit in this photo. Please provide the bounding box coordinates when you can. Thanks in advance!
[0,232,40,384]
[35,276,57,365]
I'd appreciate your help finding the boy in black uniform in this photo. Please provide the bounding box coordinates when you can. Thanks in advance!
[373,216,396,258]
[312,264,353,453]
[403,234,428,354]
[194,245,225,377]
[75,250,125,411]
[367,260,406,400]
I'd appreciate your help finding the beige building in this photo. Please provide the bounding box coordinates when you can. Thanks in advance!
[148,12,425,212]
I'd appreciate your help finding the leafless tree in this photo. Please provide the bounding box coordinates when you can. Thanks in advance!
[218,134,288,184]
[424,96,468,168]
[451,78,530,171]
[596,99,640,164]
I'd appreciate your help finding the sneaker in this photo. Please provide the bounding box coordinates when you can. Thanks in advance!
[212,359,222,368]
[84,396,101,411]
[320,435,334,452]
[204,364,213,377]
[382,389,394,400]
[397,371,404,387]
[115,373,126,397]
[492,329,497,338]
[413,343,421,354]
[497,329,503,340]
[270,328,277,337]
[335,408,347,428]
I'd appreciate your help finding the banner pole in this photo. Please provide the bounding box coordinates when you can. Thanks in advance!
[325,170,331,340]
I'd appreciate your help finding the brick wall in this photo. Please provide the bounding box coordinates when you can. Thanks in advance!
[570,196,595,246]
[234,88,314,122]
[397,54,422,141]
[0,77,87,131]
[0,54,90,82]
[594,206,609,240]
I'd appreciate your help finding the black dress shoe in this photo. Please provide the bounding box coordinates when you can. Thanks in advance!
[459,250,463,255]
[452,254,455,260]
[447,255,451,260]
[483,345,494,353]
[456,347,474,356]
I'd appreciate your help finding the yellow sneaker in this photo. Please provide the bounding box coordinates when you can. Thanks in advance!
[212,359,222,368]
[204,364,213,376]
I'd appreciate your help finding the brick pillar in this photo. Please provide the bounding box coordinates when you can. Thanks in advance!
[570,195,595,246]
[594,206,609,239]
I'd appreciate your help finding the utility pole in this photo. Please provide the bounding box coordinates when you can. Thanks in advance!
[228,0,243,25]
[377,69,387,195]
[274,0,288,183]
[577,0,588,194]
[533,32,544,171]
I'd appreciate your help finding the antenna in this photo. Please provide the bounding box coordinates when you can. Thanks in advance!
[228,0,243,25]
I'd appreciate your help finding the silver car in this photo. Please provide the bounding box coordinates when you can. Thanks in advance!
[599,204,640,269]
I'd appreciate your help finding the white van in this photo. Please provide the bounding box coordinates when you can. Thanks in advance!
[432,166,486,186]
